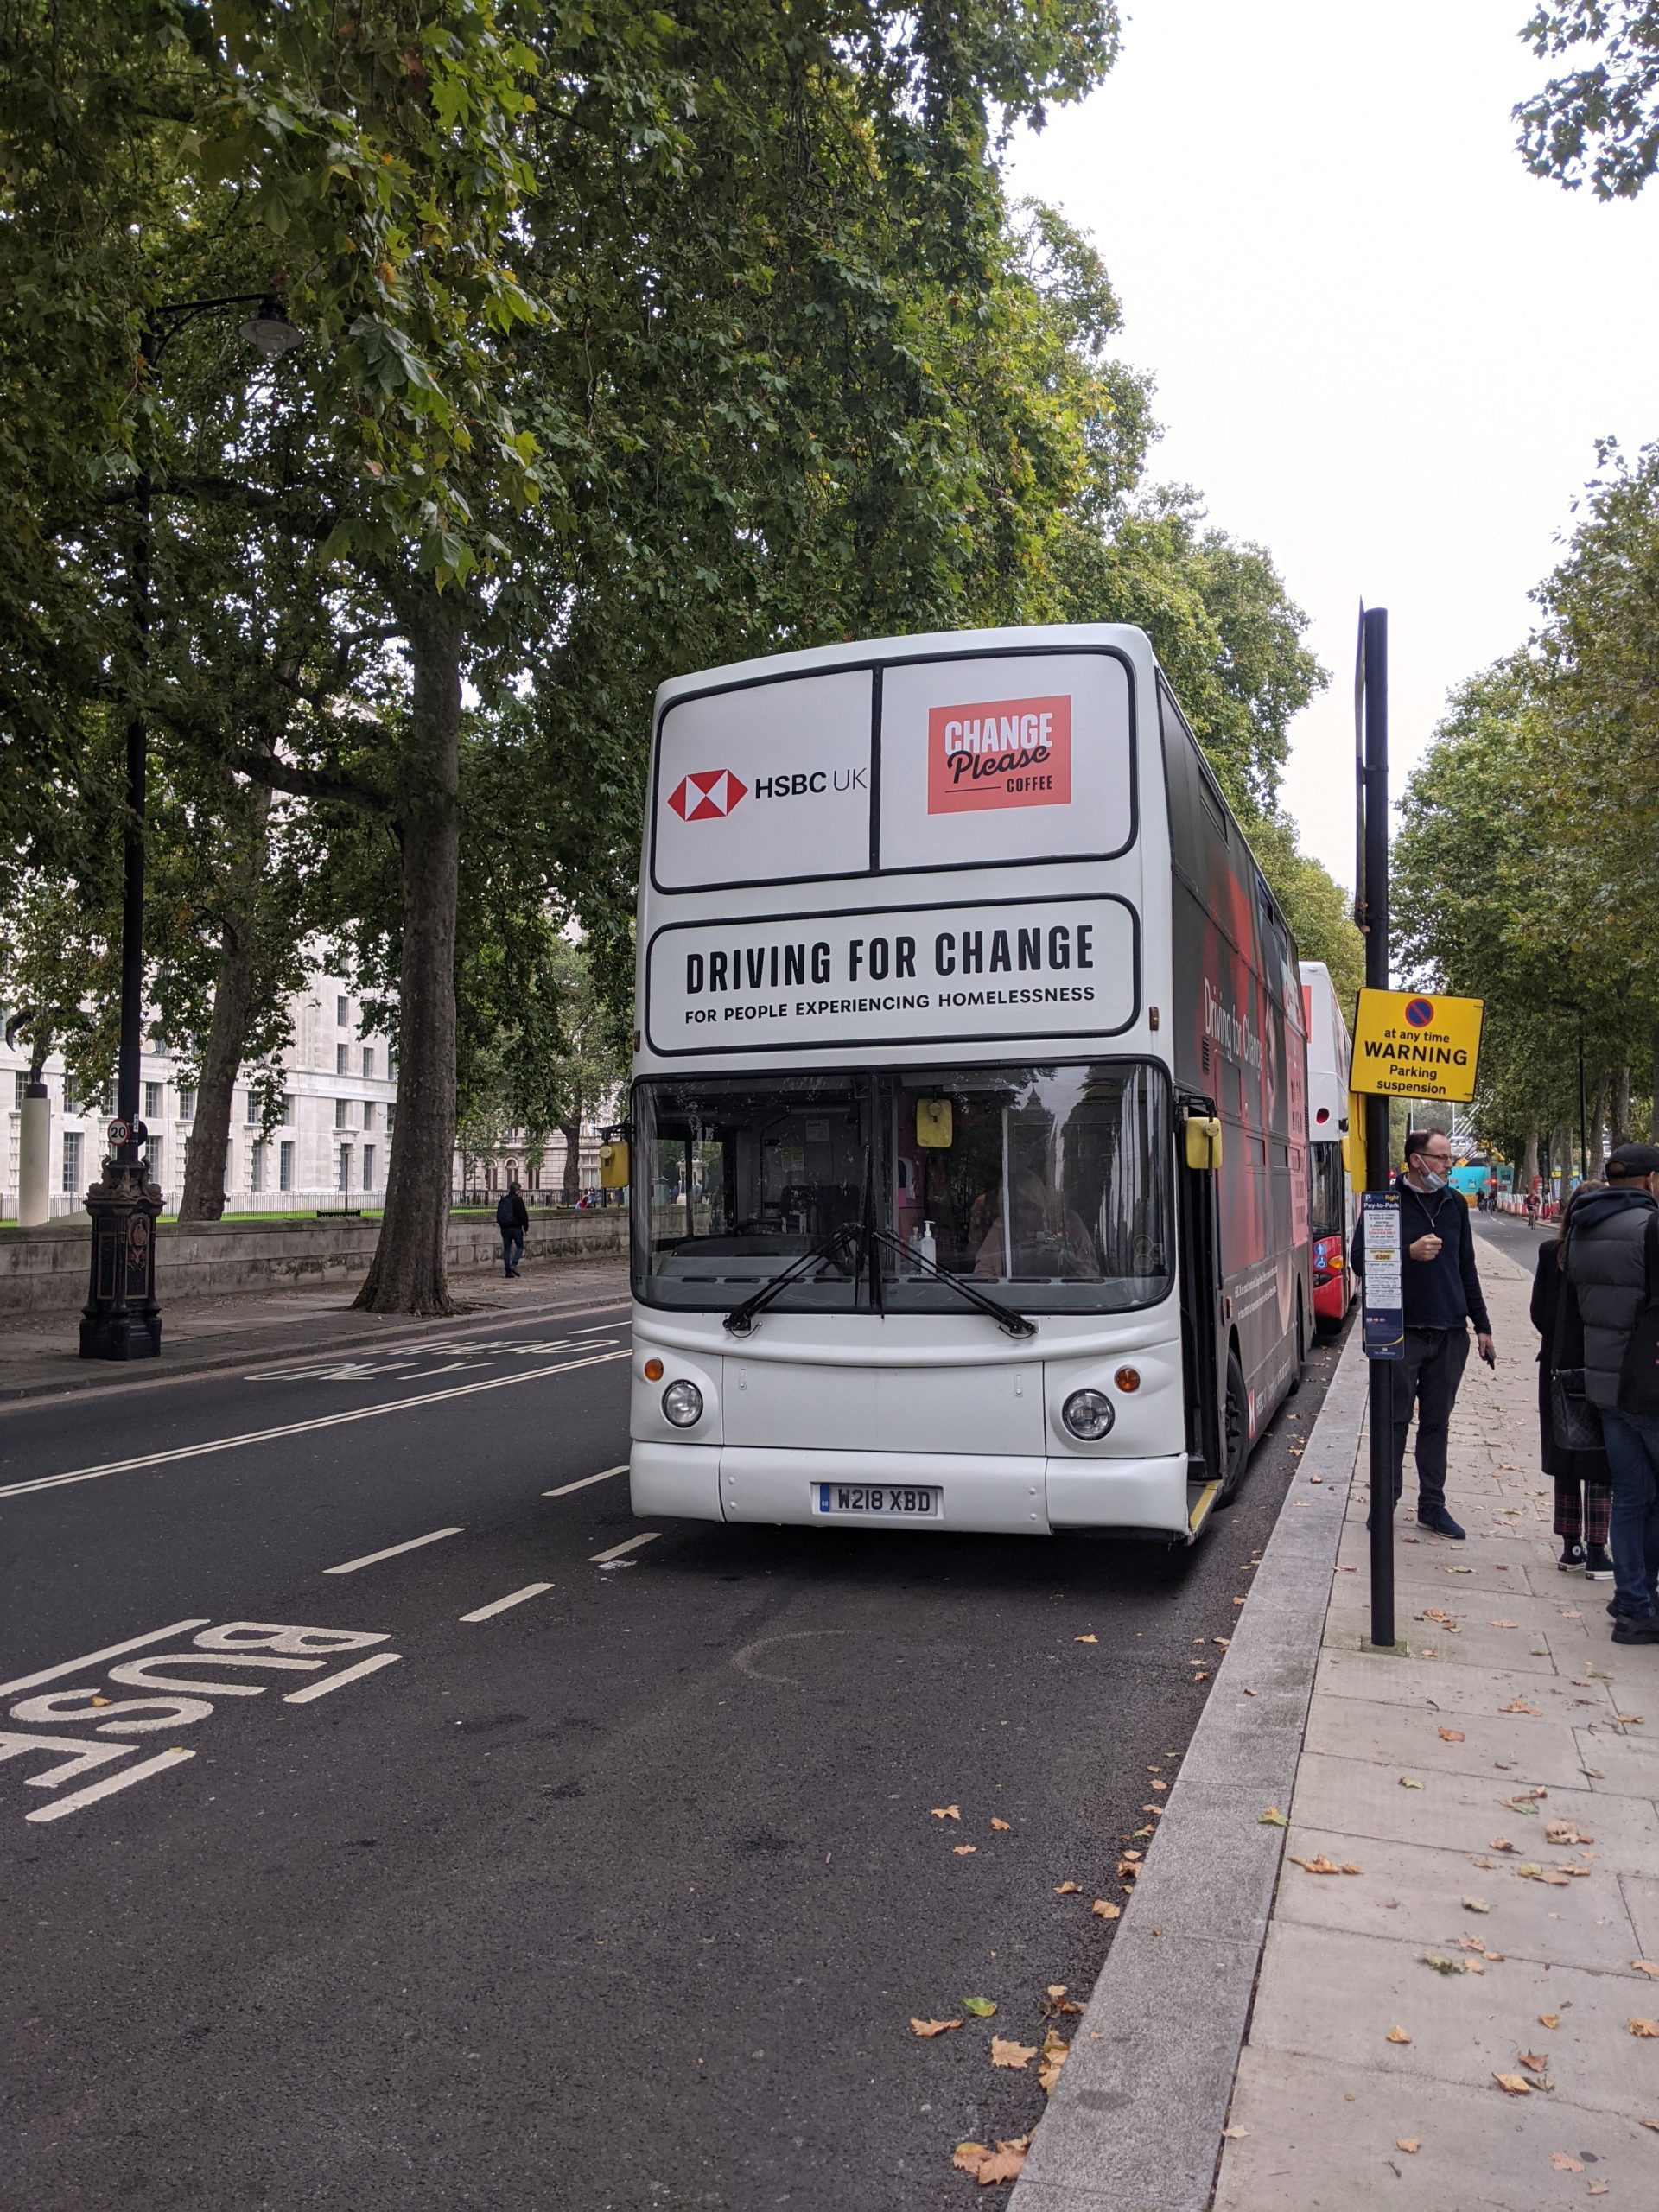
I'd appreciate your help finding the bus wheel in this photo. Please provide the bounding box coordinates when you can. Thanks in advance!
[1287,1294,1306,1394]
[1217,1350,1249,1506]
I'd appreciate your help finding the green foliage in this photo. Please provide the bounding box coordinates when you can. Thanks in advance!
[1241,814,1364,1010]
[1517,2,1659,200]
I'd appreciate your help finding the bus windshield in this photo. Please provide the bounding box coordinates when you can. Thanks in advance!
[634,1060,1173,1316]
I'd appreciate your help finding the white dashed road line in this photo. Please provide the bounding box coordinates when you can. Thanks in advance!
[543,1464,628,1498]
[0,1349,631,1503]
[459,1583,555,1624]
[588,1532,659,1564]
[325,1528,465,1575]
[282,1652,403,1702]
[25,1746,198,1824]
[0,1619,213,1699]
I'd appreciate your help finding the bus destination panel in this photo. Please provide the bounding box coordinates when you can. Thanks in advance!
[645,894,1139,1055]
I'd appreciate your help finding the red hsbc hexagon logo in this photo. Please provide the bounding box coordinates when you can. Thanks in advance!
[667,768,748,822]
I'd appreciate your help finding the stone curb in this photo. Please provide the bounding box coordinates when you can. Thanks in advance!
[1009,1326,1370,2212]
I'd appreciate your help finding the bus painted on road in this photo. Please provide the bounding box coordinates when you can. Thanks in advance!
[1300,959,1358,1332]
[620,624,1311,1542]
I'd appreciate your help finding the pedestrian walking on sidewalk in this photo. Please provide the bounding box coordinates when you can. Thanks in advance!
[496,1180,529,1278]
[1563,1141,1659,1644]
[1355,1127,1495,1540]
[1531,1181,1613,1579]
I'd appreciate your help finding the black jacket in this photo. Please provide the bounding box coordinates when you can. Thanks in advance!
[1530,1238,1610,1482]
[1564,1186,1659,1409]
[496,1192,529,1231]
[1351,1176,1491,1333]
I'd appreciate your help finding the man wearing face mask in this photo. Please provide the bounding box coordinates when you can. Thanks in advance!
[1356,1126,1495,1539]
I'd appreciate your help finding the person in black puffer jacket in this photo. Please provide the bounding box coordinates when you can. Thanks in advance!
[1530,1183,1611,1578]
[1564,1142,1659,1643]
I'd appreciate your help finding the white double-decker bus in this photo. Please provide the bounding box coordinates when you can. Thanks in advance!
[617,624,1311,1542]
[1300,959,1359,1333]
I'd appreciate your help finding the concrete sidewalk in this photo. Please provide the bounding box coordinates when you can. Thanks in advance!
[0,1254,628,1404]
[1214,1236,1659,2208]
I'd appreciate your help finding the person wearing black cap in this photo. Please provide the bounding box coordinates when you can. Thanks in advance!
[1564,1141,1659,1643]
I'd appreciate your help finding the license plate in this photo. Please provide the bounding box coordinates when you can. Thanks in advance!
[816,1483,939,1517]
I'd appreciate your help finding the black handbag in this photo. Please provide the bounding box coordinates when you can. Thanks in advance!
[1617,1214,1659,1418]
[1552,1252,1604,1451]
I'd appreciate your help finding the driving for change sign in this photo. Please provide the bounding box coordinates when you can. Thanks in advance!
[1351,988,1484,1103]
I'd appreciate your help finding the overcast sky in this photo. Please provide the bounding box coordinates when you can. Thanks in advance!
[1005,0,1659,888]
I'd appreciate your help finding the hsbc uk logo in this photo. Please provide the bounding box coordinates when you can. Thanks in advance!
[668,769,748,822]
[666,763,868,822]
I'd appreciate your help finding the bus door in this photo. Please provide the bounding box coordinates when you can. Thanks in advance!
[1175,1095,1226,1525]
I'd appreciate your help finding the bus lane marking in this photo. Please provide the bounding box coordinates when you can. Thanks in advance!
[459,1583,555,1624]
[589,1532,659,1564]
[241,1332,623,1383]
[325,1527,465,1575]
[0,1618,213,1699]
[0,1349,631,1503]
[544,1464,628,1497]
[2,1621,398,1830]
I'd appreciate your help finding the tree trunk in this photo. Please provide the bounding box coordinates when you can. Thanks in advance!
[560,1103,583,1205]
[1554,1122,1573,1203]
[178,784,272,1224]
[1615,1063,1632,1149]
[1522,1122,1539,1191]
[354,592,463,1316]
[1588,1079,1610,1180]
[1651,1020,1659,1143]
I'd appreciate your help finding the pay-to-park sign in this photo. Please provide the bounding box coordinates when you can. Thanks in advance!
[1351,988,1484,1103]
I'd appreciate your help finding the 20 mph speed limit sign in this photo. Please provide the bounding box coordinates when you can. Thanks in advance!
[1351,989,1484,1103]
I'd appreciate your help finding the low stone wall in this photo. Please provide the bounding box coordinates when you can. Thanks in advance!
[0,1208,628,1315]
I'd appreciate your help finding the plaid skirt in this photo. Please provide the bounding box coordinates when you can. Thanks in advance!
[1554,1475,1611,1546]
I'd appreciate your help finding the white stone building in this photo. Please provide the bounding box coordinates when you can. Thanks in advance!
[3,971,398,1218]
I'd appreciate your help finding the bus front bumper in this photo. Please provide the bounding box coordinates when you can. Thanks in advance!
[631,1442,1193,1539]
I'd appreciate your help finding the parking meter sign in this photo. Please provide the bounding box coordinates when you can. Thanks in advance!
[1362,1191,1404,1362]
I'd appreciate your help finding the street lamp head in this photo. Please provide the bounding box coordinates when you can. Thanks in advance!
[239,298,302,361]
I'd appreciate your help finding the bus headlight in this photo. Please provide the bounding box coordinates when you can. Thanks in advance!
[1062,1389,1115,1441]
[662,1379,704,1428]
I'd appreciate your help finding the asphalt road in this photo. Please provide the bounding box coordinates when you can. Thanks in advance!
[2,1300,1346,2212]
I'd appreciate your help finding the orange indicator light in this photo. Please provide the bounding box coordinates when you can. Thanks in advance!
[644,1357,664,1382]
[1114,1366,1141,1393]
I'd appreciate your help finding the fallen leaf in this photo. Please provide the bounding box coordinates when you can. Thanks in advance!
[1470,1858,1497,1870]
[1149,1778,1167,1791]
[953,2143,990,2176]
[1421,1953,1460,1975]
[1517,1864,1573,1887]
[1242,1687,1258,1697]
[1396,2137,1420,2153]
[1073,1634,1098,1644]
[1590,2184,1609,2196]
[1259,1807,1289,1827]
[910,2017,963,2037]
[1562,1610,1582,1619]
[1054,1882,1083,1896]
[1545,1820,1594,1845]
[972,2137,1031,2185]
[1493,2072,1533,2096]
[1337,1562,1357,1572]
[990,2036,1038,2071]
[953,1845,978,1857]
[1386,2025,1413,2044]
[1641,2117,1659,2133]
[1046,1985,1068,1999]
[1038,2028,1070,2094]
[962,1996,997,2018]
[1630,2018,1659,2037]
[1213,1635,1231,1647]
[1342,1863,1363,1876]
[1439,1727,1465,1743]
[1090,1899,1121,1921]
[1219,2124,1250,2139]
[932,1805,962,1821]
[990,1818,1013,1833]
[1517,2050,1548,2072]
[1192,1670,1210,1681]
[1538,2013,1560,2030]
[1463,1897,1491,1914]
[1233,1597,1246,1605]
[1502,1700,1543,1717]
[1399,1777,1425,1789]
[1549,2152,1585,2173]
[1289,1854,1344,1876]
[1490,1619,1519,1629]
[1616,1713,1644,1726]
[1490,1838,1516,1853]
[1448,1565,1474,1574]
[1633,1961,1659,1979]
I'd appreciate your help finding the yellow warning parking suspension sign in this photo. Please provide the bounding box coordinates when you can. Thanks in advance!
[1351,989,1484,1103]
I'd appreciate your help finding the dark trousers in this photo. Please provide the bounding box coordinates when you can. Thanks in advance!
[1599,1410,1659,1619]
[499,1225,524,1274]
[1388,1326,1470,1511]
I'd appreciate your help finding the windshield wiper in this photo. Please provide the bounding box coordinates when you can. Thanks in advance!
[721,1225,861,1337]
[864,1225,1037,1338]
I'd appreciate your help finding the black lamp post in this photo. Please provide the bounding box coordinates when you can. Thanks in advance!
[80,293,302,1360]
